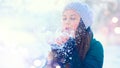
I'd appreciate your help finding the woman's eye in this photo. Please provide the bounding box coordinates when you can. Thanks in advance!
[70,17,75,20]
[63,18,67,21]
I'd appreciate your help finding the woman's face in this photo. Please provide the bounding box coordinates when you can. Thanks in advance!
[62,9,80,34]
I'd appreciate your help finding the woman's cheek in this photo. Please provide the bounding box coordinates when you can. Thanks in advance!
[71,23,78,30]
[62,24,66,30]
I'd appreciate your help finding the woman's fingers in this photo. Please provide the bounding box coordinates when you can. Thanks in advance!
[55,37,62,45]
[55,35,69,45]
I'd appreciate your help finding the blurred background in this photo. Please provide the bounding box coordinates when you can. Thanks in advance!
[0,0,119,68]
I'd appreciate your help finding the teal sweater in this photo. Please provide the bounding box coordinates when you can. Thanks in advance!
[70,39,104,68]
[48,38,104,68]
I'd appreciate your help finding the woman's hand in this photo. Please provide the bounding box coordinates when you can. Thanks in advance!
[54,32,70,45]
[45,51,53,68]
[47,51,53,63]
[47,31,70,46]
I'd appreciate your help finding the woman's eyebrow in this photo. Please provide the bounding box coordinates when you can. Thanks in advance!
[62,15,66,17]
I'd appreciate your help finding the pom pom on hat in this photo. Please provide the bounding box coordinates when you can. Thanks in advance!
[64,2,93,29]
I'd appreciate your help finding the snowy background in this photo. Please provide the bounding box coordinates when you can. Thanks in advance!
[0,0,120,68]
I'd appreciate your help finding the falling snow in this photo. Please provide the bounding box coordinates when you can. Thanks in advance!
[51,37,76,64]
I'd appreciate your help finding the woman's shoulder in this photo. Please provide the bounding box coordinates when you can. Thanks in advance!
[90,38,104,52]
[83,39,104,68]
[86,38,104,62]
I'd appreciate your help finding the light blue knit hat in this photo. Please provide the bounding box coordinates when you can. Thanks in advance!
[64,2,93,29]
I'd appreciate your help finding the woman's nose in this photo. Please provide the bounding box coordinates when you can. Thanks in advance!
[65,20,70,25]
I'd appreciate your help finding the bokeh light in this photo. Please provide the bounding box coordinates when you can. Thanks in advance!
[112,17,118,23]
[114,27,120,34]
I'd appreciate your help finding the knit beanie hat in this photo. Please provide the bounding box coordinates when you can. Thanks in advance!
[64,2,93,29]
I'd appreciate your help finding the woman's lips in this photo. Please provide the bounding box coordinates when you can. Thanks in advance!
[65,28,69,31]
[64,27,71,34]
[65,27,70,30]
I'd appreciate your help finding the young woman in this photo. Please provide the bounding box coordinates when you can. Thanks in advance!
[46,2,104,68]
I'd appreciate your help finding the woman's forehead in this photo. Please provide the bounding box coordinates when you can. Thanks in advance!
[63,9,80,17]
